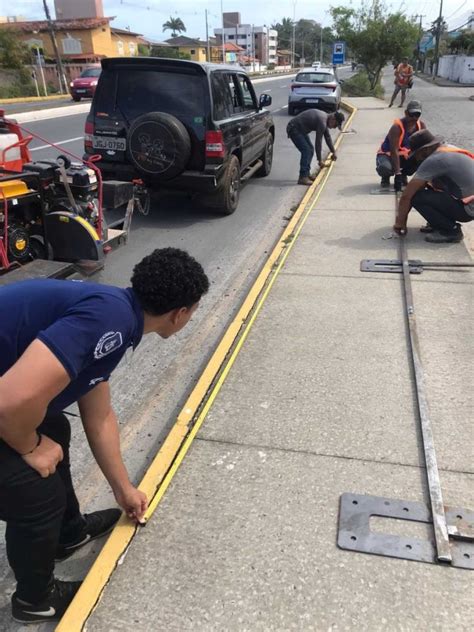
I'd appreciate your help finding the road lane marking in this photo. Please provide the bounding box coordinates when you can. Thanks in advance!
[30,136,84,152]
[55,99,358,632]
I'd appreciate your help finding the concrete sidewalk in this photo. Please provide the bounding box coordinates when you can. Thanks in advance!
[85,98,473,631]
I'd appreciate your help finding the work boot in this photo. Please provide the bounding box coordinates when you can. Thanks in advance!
[419,223,435,233]
[425,225,463,243]
[380,176,390,189]
[12,579,82,624]
[56,508,121,562]
[308,174,317,181]
[298,176,313,186]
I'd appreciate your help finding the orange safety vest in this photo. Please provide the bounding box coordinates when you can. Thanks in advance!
[396,64,413,86]
[433,146,474,204]
[378,118,421,157]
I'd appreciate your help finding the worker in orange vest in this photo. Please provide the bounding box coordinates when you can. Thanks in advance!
[394,130,474,243]
[388,57,414,108]
[377,100,426,190]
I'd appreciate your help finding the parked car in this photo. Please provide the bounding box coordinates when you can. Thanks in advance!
[288,67,341,115]
[70,66,101,101]
[84,57,274,215]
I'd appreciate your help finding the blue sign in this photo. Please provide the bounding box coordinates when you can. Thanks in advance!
[332,41,345,65]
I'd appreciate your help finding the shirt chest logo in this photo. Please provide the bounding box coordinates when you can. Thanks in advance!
[94,331,123,360]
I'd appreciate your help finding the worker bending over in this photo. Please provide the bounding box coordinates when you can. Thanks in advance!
[394,130,474,243]
[0,248,209,623]
[287,109,345,185]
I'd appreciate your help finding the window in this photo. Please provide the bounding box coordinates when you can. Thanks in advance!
[190,49,196,54]
[202,49,206,54]
[211,71,234,120]
[117,40,124,55]
[229,74,256,112]
[80,67,101,78]
[296,72,334,84]
[114,69,206,122]
[129,42,136,55]
[228,35,234,40]
[62,36,82,54]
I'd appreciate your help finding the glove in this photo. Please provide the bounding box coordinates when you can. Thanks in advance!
[394,173,403,192]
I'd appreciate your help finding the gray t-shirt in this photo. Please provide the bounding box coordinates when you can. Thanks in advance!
[415,147,474,217]
[287,109,336,162]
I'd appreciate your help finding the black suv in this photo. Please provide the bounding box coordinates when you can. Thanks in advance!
[85,57,275,214]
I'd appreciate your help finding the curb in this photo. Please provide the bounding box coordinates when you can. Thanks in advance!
[0,94,71,105]
[55,99,357,632]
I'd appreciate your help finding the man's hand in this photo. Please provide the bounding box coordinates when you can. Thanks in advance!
[22,434,63,478]
[115,484,148,523]
[331,153,337,161]
[318,160,325,168]
[394,173,404,192]
[393,223,407,236]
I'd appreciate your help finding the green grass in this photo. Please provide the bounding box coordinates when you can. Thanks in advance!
[341,71,384,99]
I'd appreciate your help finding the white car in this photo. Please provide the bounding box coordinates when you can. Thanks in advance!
[288,67,342,115]
[312,61,321,70]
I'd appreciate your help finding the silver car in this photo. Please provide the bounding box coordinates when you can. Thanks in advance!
[288,67,341,115]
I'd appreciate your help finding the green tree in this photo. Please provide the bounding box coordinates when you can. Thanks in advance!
[0,30,31,71]
[330,1,418,88]
[138,43,150,56]
[449,31,474,55]
[151,45,190,60]
[162,17,186,38]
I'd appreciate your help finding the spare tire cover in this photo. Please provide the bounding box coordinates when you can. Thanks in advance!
[127,112,191,180]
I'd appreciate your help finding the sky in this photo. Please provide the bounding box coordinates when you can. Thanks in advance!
[3,0,473,42]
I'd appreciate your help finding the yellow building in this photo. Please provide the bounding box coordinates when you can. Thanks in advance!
[164,36,209,62]
[0,17,141,62]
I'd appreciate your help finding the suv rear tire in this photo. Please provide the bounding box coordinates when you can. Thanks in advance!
[127,112,191,181]
[206,155,241,216]
[256,133,273,177]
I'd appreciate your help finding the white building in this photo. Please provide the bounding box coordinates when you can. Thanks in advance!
[214,24,278,65]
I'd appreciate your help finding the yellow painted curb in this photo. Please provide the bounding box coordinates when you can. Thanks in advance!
[56,100,358,632]
[0,95,70,105]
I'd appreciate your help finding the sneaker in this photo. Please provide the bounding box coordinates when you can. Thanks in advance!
[380,176,390,189]
[298,176,313,186]
[420,223,435,233]
[56,508,121,562]
[425,227,463,243]
[12,579,81,624]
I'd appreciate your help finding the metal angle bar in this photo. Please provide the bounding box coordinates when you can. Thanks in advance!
[399,235,452,563]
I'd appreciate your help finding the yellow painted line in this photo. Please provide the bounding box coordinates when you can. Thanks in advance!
[0,95,70,104]
[56,100,357,632]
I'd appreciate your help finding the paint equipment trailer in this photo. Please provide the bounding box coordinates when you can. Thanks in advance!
[0,109,136,286]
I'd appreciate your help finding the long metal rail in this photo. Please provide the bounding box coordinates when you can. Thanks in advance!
[395,188,453,563]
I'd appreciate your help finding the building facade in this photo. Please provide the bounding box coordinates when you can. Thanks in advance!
[0,17,141,62]
[215,14,277,66]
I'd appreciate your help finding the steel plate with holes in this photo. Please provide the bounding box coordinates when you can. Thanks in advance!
[360,259,424,274]
[337,493,474,570]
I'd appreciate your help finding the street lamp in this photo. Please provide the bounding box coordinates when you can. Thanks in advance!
[292,0,297,68]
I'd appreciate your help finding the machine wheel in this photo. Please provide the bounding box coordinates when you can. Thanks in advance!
[127,112,191,181]
[206,155,241,216]
[256,133,274,177]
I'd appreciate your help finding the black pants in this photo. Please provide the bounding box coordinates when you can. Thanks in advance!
[376,154,418,178]
[412,189,473,232]
[0,413,84,602]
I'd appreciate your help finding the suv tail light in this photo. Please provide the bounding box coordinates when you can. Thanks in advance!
[206,130,225,158]
[84,120,93,151]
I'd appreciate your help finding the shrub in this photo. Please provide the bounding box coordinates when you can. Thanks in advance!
[341,71,384,98]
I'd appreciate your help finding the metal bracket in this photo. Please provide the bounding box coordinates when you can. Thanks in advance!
[361,259,424,274]
[338,493,474,570]
[361,259,474,274]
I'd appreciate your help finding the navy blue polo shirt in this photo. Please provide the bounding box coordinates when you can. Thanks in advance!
[0,279,144,412]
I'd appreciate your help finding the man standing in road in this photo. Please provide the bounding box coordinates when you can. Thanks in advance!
[0,248,209,624]
[388,57,414,108]
[376,100,426,190]
[393,130,474,243]
[287,109,345,185]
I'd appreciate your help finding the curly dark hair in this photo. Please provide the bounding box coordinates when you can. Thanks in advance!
[131,248,209,315]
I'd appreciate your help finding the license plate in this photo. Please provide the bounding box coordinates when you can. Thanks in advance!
[307,99,319,103]
[76,89,87,94]
[92,136,126,151]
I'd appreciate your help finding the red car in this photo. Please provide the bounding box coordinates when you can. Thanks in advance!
[70,66,101,102]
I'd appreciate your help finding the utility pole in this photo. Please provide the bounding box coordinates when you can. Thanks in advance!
[42,0,67,93]
[433,0,443,78]
[412,14,426,71]
[320,26,323,63]
[292,0,297,68]
[220,0,226,64]
[205,9,210,62]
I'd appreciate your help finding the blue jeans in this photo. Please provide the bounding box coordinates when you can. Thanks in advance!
[289,131,314,178]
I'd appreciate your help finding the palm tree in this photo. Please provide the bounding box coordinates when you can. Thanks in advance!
[162,17,186,38]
